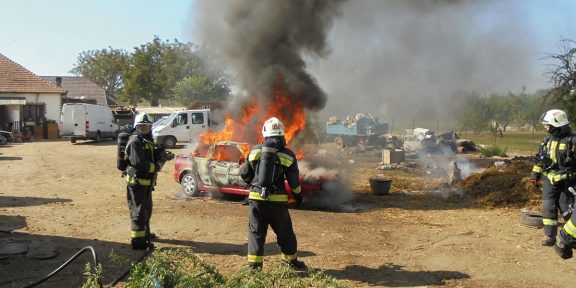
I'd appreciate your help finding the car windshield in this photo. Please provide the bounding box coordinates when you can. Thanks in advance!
[152,116,168,129]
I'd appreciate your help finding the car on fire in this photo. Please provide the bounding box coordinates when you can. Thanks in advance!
[173,141,329,205]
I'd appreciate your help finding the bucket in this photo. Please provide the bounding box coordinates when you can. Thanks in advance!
[369,178,392,195]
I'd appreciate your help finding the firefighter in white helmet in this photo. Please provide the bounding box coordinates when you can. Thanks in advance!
[240,117,306,270]
[531,109,576,248]
[124,113,173,250]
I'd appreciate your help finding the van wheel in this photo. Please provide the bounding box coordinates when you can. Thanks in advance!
[181,172,200,197]
[163,136,177,148]
[70,138,76,144]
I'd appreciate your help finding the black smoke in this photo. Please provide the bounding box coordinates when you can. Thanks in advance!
[193,0,347,111]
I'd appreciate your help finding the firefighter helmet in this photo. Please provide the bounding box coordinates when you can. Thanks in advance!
[262,117,285,137]
[540,109,569,127]
[134,113,153,127]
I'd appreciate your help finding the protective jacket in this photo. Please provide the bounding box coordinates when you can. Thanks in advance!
[531,125,576,184]
[240,137,302,202]
[125,134,159,187]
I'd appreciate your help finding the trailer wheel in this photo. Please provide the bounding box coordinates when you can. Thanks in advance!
[163,136,177,148]
[181,172,200,197]
[335,137,345,149]
[520,211,544,228]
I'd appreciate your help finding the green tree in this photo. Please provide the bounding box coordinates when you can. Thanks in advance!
[171,75,228,104]
[122,37,201,105]
[544,38,576,122]
[70,47,129,103]
[459,92,493,133]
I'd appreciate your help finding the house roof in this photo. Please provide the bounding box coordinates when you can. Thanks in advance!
[0,53,66,94]
[42,76,107,106]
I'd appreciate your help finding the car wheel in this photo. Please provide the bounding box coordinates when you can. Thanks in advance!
[181,172,200,197]
[163,136,177,148]
[520,211,544,228]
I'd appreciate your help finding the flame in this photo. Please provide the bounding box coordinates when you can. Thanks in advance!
[197,77,306,157]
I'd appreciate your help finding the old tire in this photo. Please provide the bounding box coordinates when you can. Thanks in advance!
[181,172,200,197]
[520,211,544,228]
[163,136,177,148]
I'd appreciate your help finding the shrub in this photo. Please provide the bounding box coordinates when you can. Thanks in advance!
[480,145,508,157]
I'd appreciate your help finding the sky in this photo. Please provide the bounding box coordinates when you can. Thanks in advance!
[1,0,576,120]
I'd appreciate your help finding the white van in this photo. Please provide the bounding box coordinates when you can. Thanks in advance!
[152,109,212,148]
[59,103,118,143]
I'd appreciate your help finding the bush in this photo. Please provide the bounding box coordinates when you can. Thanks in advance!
[479,145,508,157]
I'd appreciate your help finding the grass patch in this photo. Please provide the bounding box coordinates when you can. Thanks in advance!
[462,131,545,155]
[88,248,348,288]
[479,145,508,158]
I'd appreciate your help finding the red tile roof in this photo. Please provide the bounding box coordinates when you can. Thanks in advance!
[42,76,107,105]
[0,53,66,94]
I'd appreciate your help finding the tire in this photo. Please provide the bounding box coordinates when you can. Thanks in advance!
[163,136,177,148]
[70,138,76,144]
[181,172,200,197]
[520,211,544,228]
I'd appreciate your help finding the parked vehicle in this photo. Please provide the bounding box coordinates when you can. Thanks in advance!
[326,114,390,148]
[0,130,14,142]
[152,109,213,148]
[59,103,119,143]
[173,141,329,206]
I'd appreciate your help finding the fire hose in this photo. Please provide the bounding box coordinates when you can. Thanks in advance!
[20,245,154,288]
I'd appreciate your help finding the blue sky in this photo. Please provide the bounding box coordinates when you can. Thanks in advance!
[0,0,194,76]
[0,0,575,90]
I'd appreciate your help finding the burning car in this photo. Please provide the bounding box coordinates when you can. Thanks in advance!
[173,141,331,205]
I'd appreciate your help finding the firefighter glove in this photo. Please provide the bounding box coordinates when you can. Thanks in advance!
[294,193,303,208]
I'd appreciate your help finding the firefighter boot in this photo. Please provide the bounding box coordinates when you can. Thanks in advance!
[131,238,150,250]
[554,229,574,259]
[248,262,263,271]
[541,236,556,246]
[286,259,307,270]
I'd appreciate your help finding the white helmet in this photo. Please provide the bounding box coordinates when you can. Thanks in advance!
[540,109,569,127]
[262,117,285,137]
[134,113,153,127]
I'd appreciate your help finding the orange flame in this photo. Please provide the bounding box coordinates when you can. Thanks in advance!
[198,77,306,156]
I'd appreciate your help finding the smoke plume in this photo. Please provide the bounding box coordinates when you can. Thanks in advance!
[193,0,346,111]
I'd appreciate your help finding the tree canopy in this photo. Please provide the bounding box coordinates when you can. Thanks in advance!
[71,37,231,106]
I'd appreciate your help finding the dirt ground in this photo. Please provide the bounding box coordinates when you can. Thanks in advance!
[0,140,574,288]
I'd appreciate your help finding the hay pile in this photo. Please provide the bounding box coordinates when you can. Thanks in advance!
[458,158,541,208]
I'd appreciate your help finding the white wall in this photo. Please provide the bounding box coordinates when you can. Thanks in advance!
[37,94,61,121]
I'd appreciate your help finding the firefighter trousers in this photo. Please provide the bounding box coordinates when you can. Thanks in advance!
[542,179,574,237]
[247,200,298,265]
[127,184,153,246]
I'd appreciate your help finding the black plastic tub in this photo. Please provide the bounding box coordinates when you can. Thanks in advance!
[369,178,392,195]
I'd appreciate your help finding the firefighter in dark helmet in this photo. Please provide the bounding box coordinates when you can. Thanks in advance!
[240,117,306,270]
[531,109,576,247]
[125,113,173,250]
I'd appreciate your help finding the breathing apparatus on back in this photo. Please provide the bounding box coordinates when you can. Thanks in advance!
[255,117,286,198]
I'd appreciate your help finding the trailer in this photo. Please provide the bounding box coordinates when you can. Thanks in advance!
[326,115,390,148]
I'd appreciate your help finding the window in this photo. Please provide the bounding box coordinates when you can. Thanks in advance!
[175,113,188,126]
[191,113,204,124]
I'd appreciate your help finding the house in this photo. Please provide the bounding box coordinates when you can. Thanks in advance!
[0,53,66,133]
[41,76,108,106]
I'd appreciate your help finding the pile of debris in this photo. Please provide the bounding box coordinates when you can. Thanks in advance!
[456,157,540,208]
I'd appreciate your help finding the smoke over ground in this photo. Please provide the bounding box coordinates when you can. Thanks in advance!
[305,0,540,124]
[193,0,346,112]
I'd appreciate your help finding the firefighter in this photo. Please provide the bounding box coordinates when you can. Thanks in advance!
[240,117,306,270]
[531,109,576,246]
[125,113,173,250]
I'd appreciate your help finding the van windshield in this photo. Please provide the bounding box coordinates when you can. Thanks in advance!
[152,116,169,129]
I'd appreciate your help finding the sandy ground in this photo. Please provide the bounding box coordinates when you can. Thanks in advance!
[0,140,574,288]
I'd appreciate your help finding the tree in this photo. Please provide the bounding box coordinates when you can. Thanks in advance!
[70,48,129,103]
[458,92,493,133]
[544,38,576,122]
[121,37,201,105]
[171,75,228,104]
